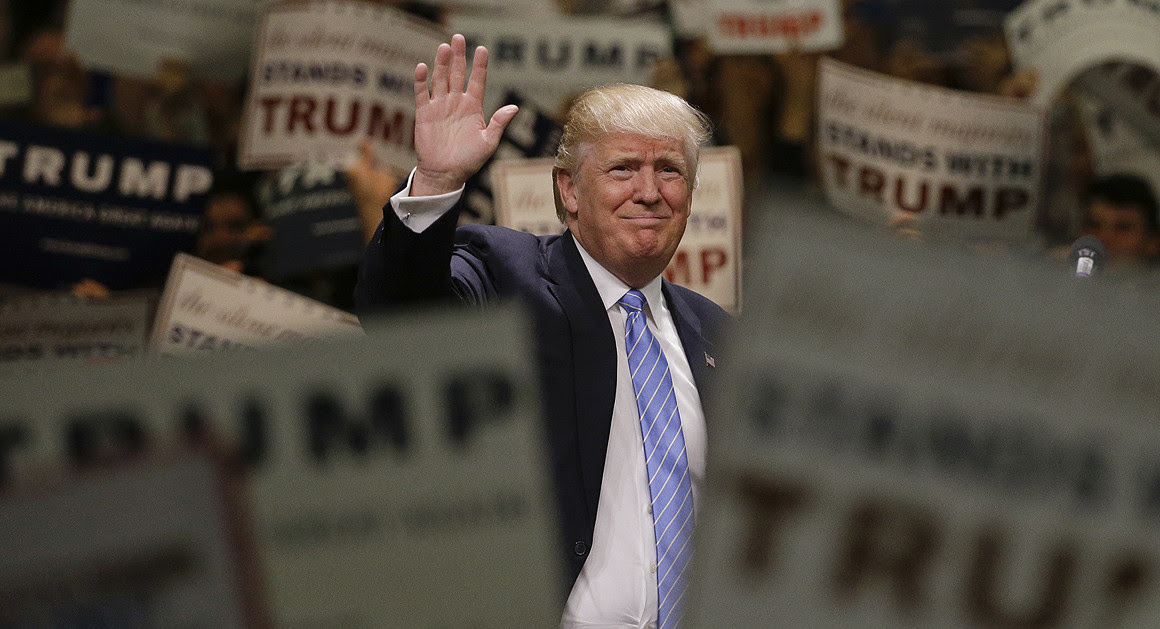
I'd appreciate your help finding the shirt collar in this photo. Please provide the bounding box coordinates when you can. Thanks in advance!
[571,233,664,315]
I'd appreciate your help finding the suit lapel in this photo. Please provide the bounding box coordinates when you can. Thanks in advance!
[544,232,616,523]
[663,281,716,395]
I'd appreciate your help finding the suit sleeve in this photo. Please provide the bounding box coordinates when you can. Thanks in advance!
[354,197,498,317]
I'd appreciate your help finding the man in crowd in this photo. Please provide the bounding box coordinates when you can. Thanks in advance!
[355,34,729,628]
[1081,173,1160,268]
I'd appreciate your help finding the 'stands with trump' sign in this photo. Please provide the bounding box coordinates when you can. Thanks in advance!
[239,0,447,172]
[150,253,362,356]
[816,58,1046,242]
[0,292,152,376]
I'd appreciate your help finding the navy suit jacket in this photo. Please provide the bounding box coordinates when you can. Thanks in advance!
[354,201,730,593]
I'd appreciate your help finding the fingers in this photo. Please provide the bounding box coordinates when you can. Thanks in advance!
[449,34,467,93]
[466,45,489,103]
[484,104,519,147]
[431,42,451,97]
[413,62,429,108]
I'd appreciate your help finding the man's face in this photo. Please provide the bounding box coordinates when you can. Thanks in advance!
[557,133,692,288]
[1083,200,1160,265]
[196,194,270,269]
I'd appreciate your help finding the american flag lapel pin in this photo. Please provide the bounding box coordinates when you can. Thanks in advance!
[705,352,715,368]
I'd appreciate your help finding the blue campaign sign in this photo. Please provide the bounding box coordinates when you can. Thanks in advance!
[0,121,213,290]
[258,163,364,280]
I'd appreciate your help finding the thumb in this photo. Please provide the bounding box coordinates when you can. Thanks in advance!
[483,104,519,148]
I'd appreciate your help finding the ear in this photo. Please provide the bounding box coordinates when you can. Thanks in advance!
[554,167,579,221]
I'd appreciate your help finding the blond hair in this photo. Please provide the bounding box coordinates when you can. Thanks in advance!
[552,84,712,222]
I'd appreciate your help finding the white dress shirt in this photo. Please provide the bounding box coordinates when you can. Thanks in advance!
[386,171,707,627]
[559,241,706,629]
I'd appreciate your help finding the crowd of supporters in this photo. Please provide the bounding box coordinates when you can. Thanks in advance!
[2,0,1158,311]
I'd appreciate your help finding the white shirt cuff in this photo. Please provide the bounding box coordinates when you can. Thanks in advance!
[389,168,464,233]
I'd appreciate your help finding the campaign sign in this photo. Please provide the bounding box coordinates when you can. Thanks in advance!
[1075,62,1160,151]
[0,292,152,376]
[662,146,744,313]
[258,163,364,280]
[0,306,562,627]
[0,121,212,290]
[1074,72,1160,201]
[238,0,447,172]
[492,146,744,311]
[492,156,560,236]
[1005,0,1160,106]
[448,15,671,114]
[687,210,1160,627]
[816,58,1046,242]
[64,0,258,80]
[707,0,844,55]
[0,457,258,628]
[461,90,563,226]
[151,253,362,356]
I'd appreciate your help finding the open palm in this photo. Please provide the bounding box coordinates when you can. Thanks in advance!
[411,34,519,197]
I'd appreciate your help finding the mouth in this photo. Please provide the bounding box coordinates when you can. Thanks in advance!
[621,215,669,224]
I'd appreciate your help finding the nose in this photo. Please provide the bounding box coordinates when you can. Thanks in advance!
[632,169,662,205]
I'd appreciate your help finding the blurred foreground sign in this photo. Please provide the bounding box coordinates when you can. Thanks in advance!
[0,305,560,627]
[689,211,1160,627]
[816,59,1045,242]
[0,457,256,627]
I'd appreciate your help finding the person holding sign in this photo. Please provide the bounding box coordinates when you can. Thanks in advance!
[355,34,729,629]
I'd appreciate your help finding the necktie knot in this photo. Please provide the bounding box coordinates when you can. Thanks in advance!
[619,289,646,313]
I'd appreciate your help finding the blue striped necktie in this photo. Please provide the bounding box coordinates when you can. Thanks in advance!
[619,289,694,629]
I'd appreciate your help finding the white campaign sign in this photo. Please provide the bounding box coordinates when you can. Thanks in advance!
[0,292,152,375]
[816,58,1046,242]
[0,306,561,627]
[491,146,744,311]
[238,0,447,171]
[447,15,672,114]
[1005,0,1160,106]
[1074,84,1160,200]
[150,253,362,356]
[688,210,1160,627]
[64,0,258,80]
[706,0,844,54]
[491,156,561,237]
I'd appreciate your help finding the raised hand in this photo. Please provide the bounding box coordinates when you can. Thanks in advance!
[411,34,519,197]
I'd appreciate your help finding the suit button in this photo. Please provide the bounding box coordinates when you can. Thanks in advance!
[573,541,588,556]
